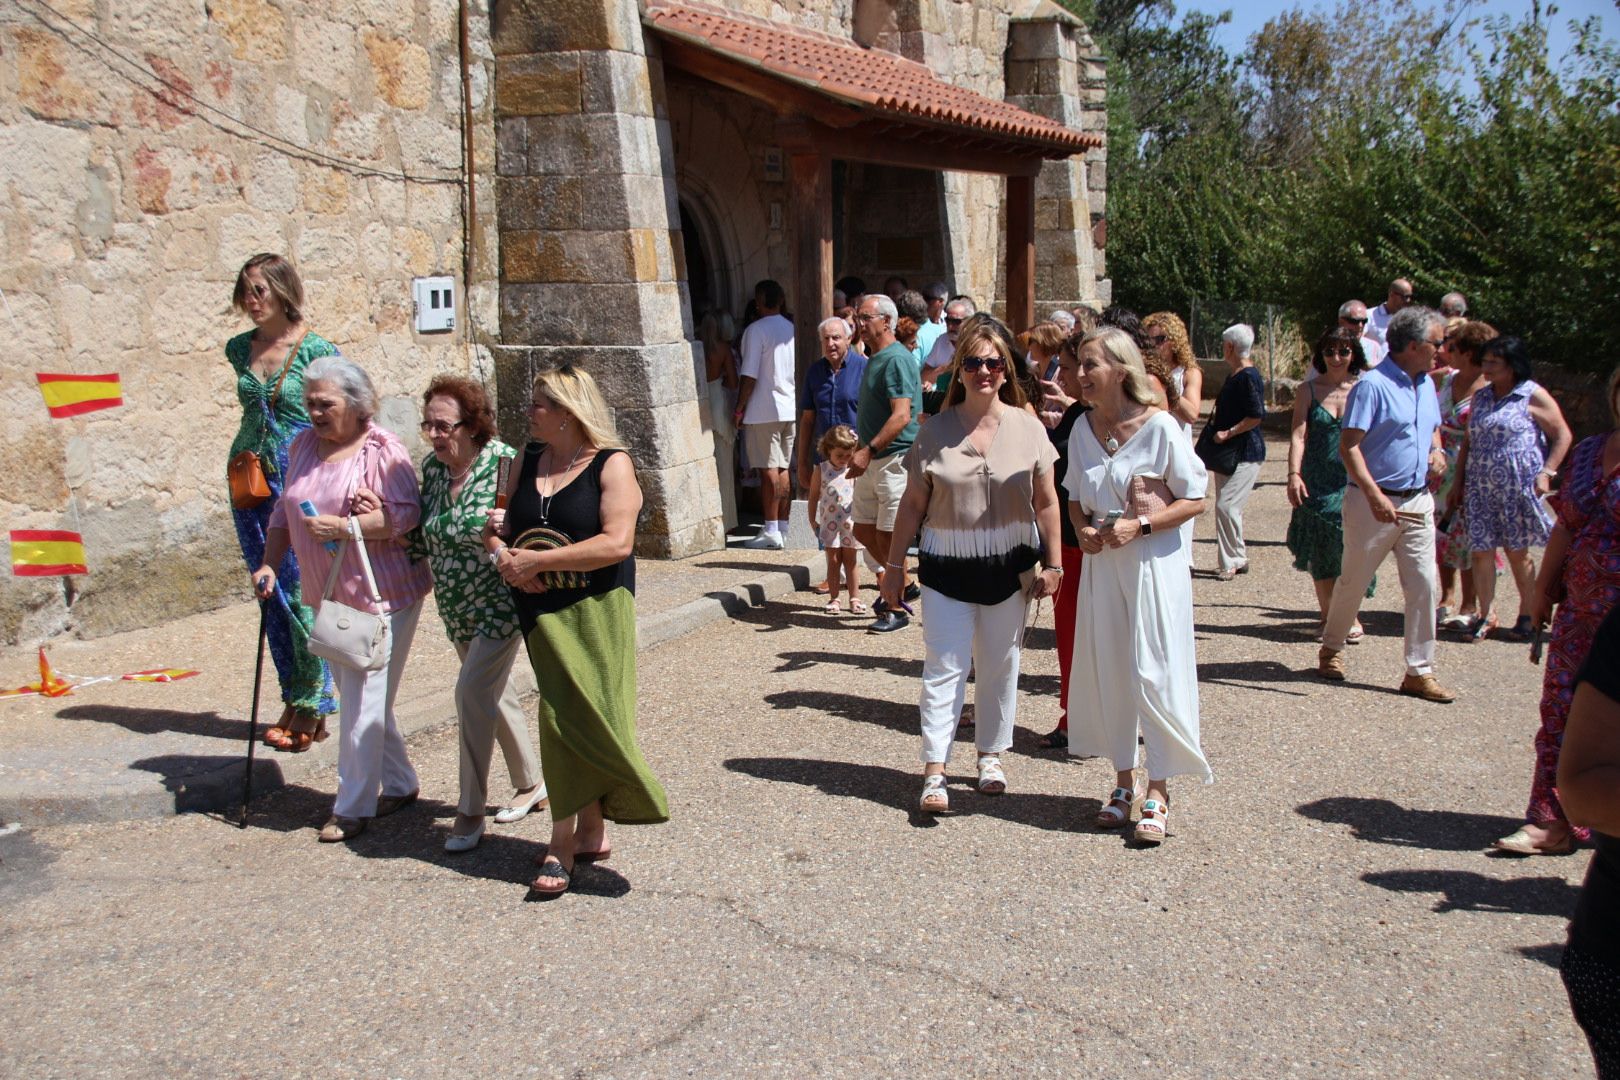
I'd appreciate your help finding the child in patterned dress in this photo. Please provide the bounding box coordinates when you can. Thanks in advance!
[808,425,864,614]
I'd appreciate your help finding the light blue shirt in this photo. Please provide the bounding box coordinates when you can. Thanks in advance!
[1342,356,1441,492]
[915,319,946,367]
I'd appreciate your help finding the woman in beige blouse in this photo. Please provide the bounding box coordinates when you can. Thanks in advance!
[881,316,1064,813]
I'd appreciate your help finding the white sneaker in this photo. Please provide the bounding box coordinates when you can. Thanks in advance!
[741,532,784,550]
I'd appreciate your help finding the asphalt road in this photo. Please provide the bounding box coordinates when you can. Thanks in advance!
[0,453,1596,1078]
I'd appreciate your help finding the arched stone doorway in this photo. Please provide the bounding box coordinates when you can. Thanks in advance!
[678,191,741,533]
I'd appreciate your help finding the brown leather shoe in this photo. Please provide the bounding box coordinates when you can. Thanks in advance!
[374,790,419,817]
[1317,647,1346,681]
[810,579,831,595]
[1399,673,1457,703]
[318,815,366,843]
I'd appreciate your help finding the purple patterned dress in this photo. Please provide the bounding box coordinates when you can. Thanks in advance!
[1528,432,1620,836]
[1464,379,1553,551]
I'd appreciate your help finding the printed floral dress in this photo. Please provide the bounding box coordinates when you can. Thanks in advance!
[816,460,860,549]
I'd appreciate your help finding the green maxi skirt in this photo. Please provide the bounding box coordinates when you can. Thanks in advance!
[524,588,669,824]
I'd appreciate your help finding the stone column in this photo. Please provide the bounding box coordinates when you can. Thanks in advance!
[491,0,722,557]
[1006,15,1109,312]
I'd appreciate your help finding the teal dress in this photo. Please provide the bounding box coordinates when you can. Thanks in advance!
[226,330,338,717]
[1286,383,1374,595]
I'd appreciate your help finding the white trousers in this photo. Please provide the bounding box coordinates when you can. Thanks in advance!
[331,599,422,819]
[918,586,1028,763]
[1323,486,1439,675]
[1211,461,1261,572]
[453,635,541,817]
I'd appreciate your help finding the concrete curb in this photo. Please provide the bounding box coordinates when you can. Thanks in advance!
[3,551,824,827]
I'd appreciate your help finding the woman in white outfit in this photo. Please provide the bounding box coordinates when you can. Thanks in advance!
[882,317,1064,812]
[1066,327,1211,844]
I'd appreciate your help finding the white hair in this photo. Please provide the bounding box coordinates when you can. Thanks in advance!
[945,297,976,317]
[1338,300,1366,319]
[1439,291,1467,317]
[1047,310,1076,332]
[1222,323,1255,358]
[868,294,898,328]
[817,316,850,338]
[303,353,376,420]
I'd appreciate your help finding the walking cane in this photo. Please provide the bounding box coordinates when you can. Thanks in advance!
[241,594,269,828]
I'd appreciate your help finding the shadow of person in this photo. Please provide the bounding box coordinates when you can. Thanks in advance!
[1194,658,1312,697]
[1296,796,1523,851]
[130,752,286,814]
[1361,868,1580,916]
[58,705,247,741]
[724,756,1100,834]
[1517,942,1567,969]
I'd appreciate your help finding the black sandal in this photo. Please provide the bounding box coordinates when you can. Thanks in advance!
[1038,727,1068,749]
[531,858,572,896]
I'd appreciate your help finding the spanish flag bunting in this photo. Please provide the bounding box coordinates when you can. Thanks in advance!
[36,372,123,418]
[0,648,74,699]
[10,530,88,577]
[121,668,201,683]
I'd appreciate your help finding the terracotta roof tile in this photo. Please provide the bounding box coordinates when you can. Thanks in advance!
[644,0,1098,156]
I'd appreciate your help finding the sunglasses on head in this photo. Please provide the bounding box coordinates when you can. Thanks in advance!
[960,356,1006,373]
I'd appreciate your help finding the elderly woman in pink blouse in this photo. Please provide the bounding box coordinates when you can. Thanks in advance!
[252,355,433,843]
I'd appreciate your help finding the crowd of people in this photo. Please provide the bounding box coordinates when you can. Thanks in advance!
[229,254,1618,1070]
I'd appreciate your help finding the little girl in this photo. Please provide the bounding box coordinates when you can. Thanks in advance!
[807,425,863,614]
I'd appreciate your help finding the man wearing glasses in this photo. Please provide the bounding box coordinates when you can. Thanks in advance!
[1318,305,1455,702]
[1366,277,1415,347]
[1337,299,1385,366]
[920,297,975,415]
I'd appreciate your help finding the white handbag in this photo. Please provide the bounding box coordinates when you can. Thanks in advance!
[308,517,390,672]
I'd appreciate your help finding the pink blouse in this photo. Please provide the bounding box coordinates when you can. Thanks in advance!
[269,425,432,613]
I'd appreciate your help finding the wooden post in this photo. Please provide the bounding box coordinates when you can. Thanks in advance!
[1005,173,1035,333]
[790,151,833,386]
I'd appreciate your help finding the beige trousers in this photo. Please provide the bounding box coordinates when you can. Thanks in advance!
[453,635,541,817]
[1322,485,1439,676]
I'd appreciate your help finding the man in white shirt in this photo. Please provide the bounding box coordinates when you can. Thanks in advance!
[1339,299,1386,366]
[922,296,975,383]
[1365,278,1413,346]
[734,279,797,549]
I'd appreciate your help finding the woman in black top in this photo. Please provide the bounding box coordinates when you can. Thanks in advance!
[1037,331,1091,749]
[486,365,668,896]
[1559,600,1620,1077]
[1196,323,1267,579]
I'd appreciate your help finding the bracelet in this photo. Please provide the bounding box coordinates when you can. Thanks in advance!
[1043,565,1063,574]
[1288,471,1301,477]
[885,561,906,570]
[1540,468,1557,479]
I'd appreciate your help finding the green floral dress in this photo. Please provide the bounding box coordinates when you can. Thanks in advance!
[1286,384,1374,596]
[409,440,521,644]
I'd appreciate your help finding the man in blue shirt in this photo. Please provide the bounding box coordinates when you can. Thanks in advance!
[1318,305,1455,702]
[795,316,867,493]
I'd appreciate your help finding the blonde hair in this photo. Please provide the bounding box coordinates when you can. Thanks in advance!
[1082,327,1162,408]
[945,316,1028,409]
[818,424,858,459]
[1143,311,1195,371]
[531,365,624,450]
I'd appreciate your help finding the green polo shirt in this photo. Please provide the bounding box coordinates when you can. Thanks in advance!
[856,342,921,459]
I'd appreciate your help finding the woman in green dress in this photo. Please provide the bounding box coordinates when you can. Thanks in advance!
[1286,326,1372,641]
[226,253,336,750]
[409,375,547,853]
[485,365,668,896]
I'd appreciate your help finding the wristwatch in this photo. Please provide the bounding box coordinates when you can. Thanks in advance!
[1139,517,1153,535]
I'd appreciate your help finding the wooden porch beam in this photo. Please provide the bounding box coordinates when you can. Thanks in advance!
[790,150,833,386]
[1005,173,1035,333]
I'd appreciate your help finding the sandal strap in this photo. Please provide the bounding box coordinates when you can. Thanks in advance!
[921,774,947,791]
[535,858,571,884]
[1140,798,1167,818]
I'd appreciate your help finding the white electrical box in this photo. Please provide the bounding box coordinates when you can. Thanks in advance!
[412,276,456,333]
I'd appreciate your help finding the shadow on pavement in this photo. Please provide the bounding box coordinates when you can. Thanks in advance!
[131,753,286,814]
[725,756,1101,833]
[1361,868,1579,916]
[1297,796,1523,851]
[58,705,249,742]
[236,783,631,896]
[1517,942,1566,969]
[1194,659,1312,696]
[773,650,922,679]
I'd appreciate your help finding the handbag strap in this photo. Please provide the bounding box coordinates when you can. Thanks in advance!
[268,331,308,410]
[317,517,384,611]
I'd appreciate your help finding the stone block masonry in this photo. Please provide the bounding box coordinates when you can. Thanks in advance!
[0,0,499,644]
[492,0,724,558]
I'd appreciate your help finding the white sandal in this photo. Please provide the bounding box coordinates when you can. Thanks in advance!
[1134,798,1168,844]
[919,773,949,813]
[825,599,843,614]
[976,755,1006,795]
[1095,785,1140,828]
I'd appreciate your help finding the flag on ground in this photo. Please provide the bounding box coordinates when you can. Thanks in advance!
[10,530,88,576]
[122,668,201,683]
[36,373,123,418]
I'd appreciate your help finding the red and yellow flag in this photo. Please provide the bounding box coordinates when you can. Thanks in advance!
[122,668,201,683]
[10,530,88,577]
[36,373,123,418]
[0,648,74,699]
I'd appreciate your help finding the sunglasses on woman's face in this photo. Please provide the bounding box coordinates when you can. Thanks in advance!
[960,356,1006,373]
[1323,346,1352,357]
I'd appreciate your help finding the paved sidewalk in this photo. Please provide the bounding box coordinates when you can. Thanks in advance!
[0,544,821,826]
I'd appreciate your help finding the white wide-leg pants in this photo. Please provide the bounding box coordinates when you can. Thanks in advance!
[918,585,1028,763]
[331,599,422,819]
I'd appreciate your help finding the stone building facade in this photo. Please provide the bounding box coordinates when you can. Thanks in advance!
[0,0,1105,644]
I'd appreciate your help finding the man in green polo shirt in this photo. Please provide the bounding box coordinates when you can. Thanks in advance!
[850,292,921,633]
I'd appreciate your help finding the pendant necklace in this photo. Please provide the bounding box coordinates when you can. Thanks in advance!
[536,444,585,523]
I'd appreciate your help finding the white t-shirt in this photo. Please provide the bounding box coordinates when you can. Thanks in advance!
[738,313,797,424]
[1360,334,1387,366]
[922,333,956,372]
[1366,303,1393,345]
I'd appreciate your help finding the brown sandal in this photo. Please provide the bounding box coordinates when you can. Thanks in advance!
[284,710,329,753]
[263,705,296,750]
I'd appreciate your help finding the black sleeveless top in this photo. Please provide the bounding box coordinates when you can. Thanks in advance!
[507,443,635,631]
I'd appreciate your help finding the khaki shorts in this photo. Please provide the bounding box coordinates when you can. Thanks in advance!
[852,449,908,532]
[743,420,794,469]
